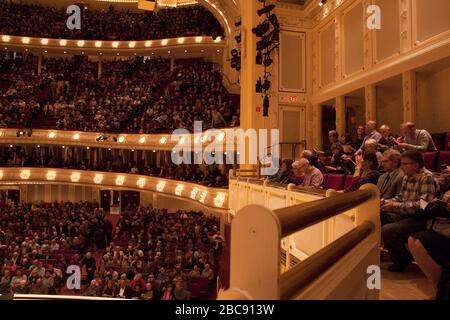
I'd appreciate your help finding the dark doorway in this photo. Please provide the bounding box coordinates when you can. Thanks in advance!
[121,191,140,210]
[100,190,111,212]
[321,105,336,147]
[0,189,20,206]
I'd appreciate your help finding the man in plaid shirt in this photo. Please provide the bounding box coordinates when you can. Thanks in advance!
[382,150,439,272]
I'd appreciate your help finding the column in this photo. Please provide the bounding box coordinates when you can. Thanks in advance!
[402,70,417,122]
[335,95,346,136]
[37,54,43,76]
[311,103,322,149]
[365,84,377,123]
[240,0,273,169]
[98,58,102,79]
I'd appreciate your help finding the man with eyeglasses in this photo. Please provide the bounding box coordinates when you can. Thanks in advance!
[381,150,439,272]
[377,149,404,200]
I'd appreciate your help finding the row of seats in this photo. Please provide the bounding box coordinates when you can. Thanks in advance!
[321,174,355,191]
[423,151,450,172]
[431,132,450,151]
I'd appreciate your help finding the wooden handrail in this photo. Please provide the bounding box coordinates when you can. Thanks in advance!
[279,221,374,299]
[274,189,375,238]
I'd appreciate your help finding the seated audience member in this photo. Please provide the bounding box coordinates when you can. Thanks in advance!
[339,134,356,154]
[377,150,404,200]
[268,159,293,183]
[357,121,382,154]
[363,139,383,166]
[117,279,132,299]
[316,130,339,156]
[396,122,437,152]
[85,280,101,297]
[141,283,154,300]
[301,150,325,172]
[353,125,366,151]
[324,143,355,175]
[408,190,450,294]
[292,159,324,189]
[345,153,381,193]
[173,282,190,301]
[378,125,397,151]
[381,150,439,272]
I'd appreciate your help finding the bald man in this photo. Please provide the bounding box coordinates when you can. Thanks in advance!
[397,122,437,152]
[357,120,382,154]
[292,158,324,189]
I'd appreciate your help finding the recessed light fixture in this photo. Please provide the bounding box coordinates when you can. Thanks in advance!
[60,39,67,46]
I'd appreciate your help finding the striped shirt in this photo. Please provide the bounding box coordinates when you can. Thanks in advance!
[392,169,439,215]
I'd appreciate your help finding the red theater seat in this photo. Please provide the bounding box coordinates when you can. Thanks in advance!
[438,151,450,172]
[423,152,439,172]
[326,174,346,191]
[344,175,355,190]
[321,174,329,189]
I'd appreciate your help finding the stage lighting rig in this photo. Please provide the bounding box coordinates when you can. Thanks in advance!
[252,20,270,38]
[258,3,275,16]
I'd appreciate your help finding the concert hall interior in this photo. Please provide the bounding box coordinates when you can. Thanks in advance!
[0,0,449,301]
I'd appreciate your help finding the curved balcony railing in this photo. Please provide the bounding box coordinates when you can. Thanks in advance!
[0,128,238,151]
[0,167,228,210]
[0,35,225,55]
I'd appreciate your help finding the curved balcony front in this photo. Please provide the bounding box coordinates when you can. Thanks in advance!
[0,35,225,56]
[0,167,228,211]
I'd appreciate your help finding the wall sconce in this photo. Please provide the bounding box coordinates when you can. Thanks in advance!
[116,176,125,186]
[199,191,208,203]
[214,193,226,207]
[71,172,81,182]
[20,170,31,180]
[94,174,103,184]
[59,39,67,46]
[139,137,146,144]
[175,184,184,196]
[156,181,166,192]
[46,171,56,180]
[190,188,199,200]
[48,132,56,139]
[137,178,146,189]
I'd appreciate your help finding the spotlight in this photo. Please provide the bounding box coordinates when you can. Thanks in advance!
[262,79,271,91]
[252,20,270,37]
[234,19,241,27]
[319,0,327,7]
[264,56,273,67]
[263,95,269,117]
[268,14,279,28]
[256,51,263,65]
[257,4,275,16]
[231,49,239,57]
[234,33,241,44]
[256,78,263,93]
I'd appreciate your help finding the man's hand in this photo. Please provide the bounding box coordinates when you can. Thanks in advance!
[355,154,364,166]
[381,200,395,211]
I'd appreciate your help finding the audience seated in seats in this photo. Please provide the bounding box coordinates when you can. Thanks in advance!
[301,150,325,172]
[0,3,224,41]
[357,121,383,154]
[345,153,381,193]
[339,134,357,154]
[381,150,439,272]
[377,149,404,200]
[324,143,355,175]
[397,122,438,153]
[291,158,324,189]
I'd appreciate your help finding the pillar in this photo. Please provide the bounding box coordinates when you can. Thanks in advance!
[365,84,377,123]
[98,58,102,79]
[335,95,346,136]
[37,54,43,76]
[402,70,417,123]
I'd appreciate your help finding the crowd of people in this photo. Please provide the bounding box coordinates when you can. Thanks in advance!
[266,121,449,297]
[0,54,239,133]
[0,202,224,299]
[0,2,224,41]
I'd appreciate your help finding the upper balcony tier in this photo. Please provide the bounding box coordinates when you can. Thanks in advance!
[0,2,224,42]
